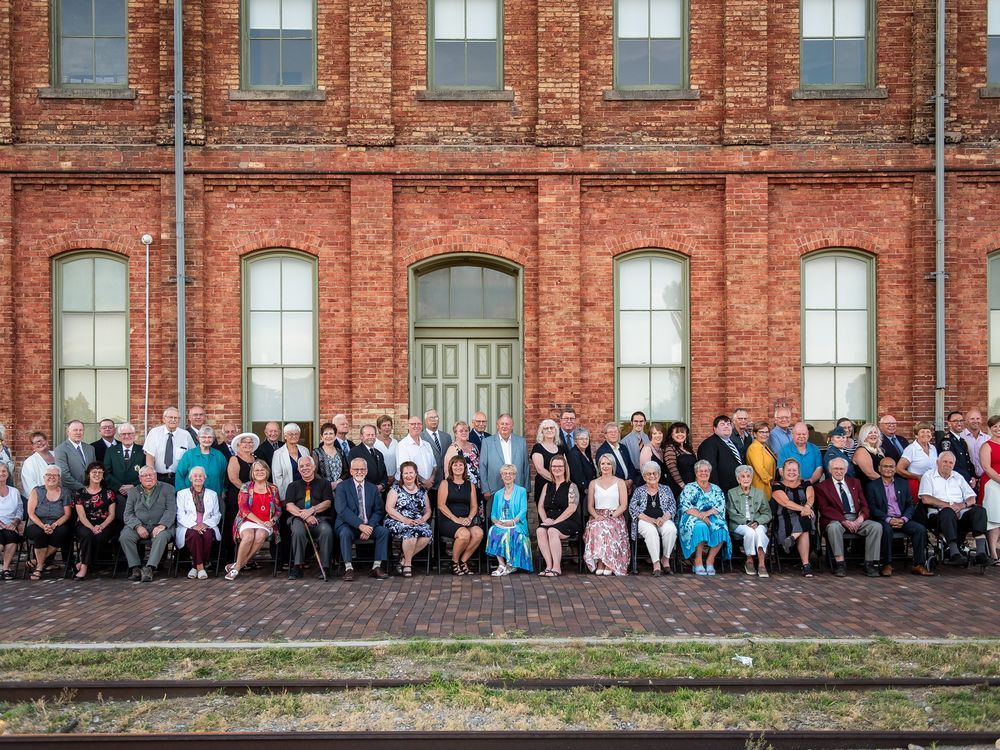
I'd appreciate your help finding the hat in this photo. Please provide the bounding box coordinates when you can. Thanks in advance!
[829,426,847,437]
[231,432,260,455]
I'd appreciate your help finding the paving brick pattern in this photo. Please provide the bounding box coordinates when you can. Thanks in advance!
[0,565,995,643]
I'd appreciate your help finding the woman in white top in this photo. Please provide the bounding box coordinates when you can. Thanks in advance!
[373,415,398,480]
[20,432,55,499]
[0,464,23,579]
[175,466,222,579]
[270,423,310,501]
[582,454,630,576]
[896,421,938,499]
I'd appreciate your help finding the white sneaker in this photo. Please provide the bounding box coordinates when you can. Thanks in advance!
[197,569,208,579]
[187,568,197,579]
[491,565,508,577]
[504,566,516,575]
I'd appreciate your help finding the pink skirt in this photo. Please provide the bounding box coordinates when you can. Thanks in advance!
[583,511,630,575]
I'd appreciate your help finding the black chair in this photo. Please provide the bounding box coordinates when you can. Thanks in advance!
[433,506,487,574]
[630,517,681,575]
[535,501,585,573]
[173,533,225,578]
[390,518,433,575]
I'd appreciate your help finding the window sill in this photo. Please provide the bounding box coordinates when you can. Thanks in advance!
[791,87,887,100]
[603,88,700,101]
[228,89,327,101]
[38,87,137,100]
[416,89,514,102]
[979,86,1000,98]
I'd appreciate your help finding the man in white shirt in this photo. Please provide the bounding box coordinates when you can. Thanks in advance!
[396,416,436,489]
[918,451,990,566]
[421,409,452,490]
[144,406,194,485]
[961,408,988,482]
[620,411,650,470]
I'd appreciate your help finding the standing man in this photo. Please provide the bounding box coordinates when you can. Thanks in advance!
[878,414,909,463]
[620,411,650,471]
[558,408,582,455]
[349,424,390,495]
[216,423,238,460]
[596,421,637,489]
[469,411,491,451]
[936,412,976,487]
[144,406,194,486]
[285,456,334,580]
[120,466,176,583]
[768,406,794,457]
[778,422,824,484]
[479,414,530,499]
[185,406,219,448]
[919,452,990,566]
[256,421,282,467]
[696,415,744,494]
[90,418,118,463]
[53,420,95,493]
[396,416,437,489]
[961,409,988,484]
[332,414,354,479]
[104,422,145,499]
[421,409,452,490]
[731,408,753,456]
[814,457,883,577]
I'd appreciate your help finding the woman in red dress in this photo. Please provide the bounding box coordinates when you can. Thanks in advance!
[225,460,282,580]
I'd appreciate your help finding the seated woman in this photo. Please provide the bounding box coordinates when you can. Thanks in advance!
[535,454,581,577]
[0,464,23,580]
[25,465,73,580]
[486,463,533,576]
[385,461,433,577]
[176,465,222,580]
[726,465,772,578]
[437,455,484,575]
[226,460,282,581]
[583,454,630,576]
[678,459,731,575]
[73,462,117,580]
[771,458,816,577]
[628,461,678,576]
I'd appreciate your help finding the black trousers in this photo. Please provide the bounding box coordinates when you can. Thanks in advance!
[25,522,72,550]
[76,523,116,566]
[0,528,21,546]
[876,519,927,566]
[929,506,987,544]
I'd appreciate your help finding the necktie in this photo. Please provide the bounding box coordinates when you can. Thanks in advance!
[340,439,348,455]
[76,444,86,463]
[724,438,741,463]
[164,431,174,471]
[357,483,367,523]
[431,432,441,454]
[838,482,852,514]
[124,447,130,461]
[304,486,312,510]
[892,436,902,453]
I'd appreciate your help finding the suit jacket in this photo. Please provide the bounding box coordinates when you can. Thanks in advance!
[215,443,235,460]
[880,433,910,464]
[174,487,222,547]
[334,479,384,532]
[54,439,96,493]
[185,426,220,449]
[814,476,870,532]
[696,435,742,494]
[479,433,530,496]
[620,431,650,471]
[731,431,753,458]
[568,445,598,498]
[421,429,452,483]
[271,445,311,500]
[104,442,146,495]
[469,430,491,451]
[255,440,282,469]
[124,481,177,529]
[935,431,975,482]
[865,477,918,523]
[335,438,355,480]
[348,443,389,491]
[595,441,637,483]
[90,439,116,464]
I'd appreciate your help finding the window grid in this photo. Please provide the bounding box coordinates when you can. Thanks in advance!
[53,0,128,86]
[989,0,1000,84]
[988,254,1000,416]
[800,0,873,87]
[428,0,502,90]
[614,0,687,89]
[242,0,317,89]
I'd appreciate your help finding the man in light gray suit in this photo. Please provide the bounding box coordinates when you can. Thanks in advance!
[53,420,96,493]
[120,466,176,582]
[479,413,531,500]
[421,409,452,489]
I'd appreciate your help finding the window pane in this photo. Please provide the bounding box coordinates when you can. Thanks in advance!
[619,257,651,310]
[618,369,651,421]
[282,0,312,30]
[281,311,313,365]
[94,258,126,312]
[617,39,650,86]
[466,41,498,87]
[94,0,126,36]
[249,311,281,365]
[281,39,313,85]
[619,311,651,365]
[990,367,1000,417]
[62,313,95,367]
[836,256,868,308]
[95,38,127,84]
[650,39,682,86]
[650,367,685,421]
[990,38,1000,84]
[618,0,649,38]
[62,258,94,312]
[991,0,1000,35]
[990,256,1000,309]
[803,367,836,421]
[834,0,866,37]
[250,39,281,85]
[449,266,484,318]
[991,310,1000,362]
[417,268,450,319]
[249,258,281,310]
[836,310,868,363]
[835,366,868,418]
[802,39,834,84]
[249,0,281,31]
[650,311,683,365]
[802,0,833,37]
[803,256,836,309]
[804,310,836,364]
[650,0,681,38]
[650,257,682,310]
[280,259,313,310]
[834,38,865,84]
[96,370,128,423]
[467,0,497,39]
[433,41,466,86]
[93,313,127,366]
[61,0,94,36]
[61,37,95,84]
[282,368,315,421]
[435,0,466,39]
[62,370,97,424]
[483,269,516,320]
[249,368,282,420]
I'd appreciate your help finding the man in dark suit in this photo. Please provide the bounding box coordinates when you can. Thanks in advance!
[865,456,932,576]
[285,455,335,579]
[90,418,118,463]
[104,422,145,500]
[558,408,589,458]
[814,457,883,577]
[215,423,238,460]
[256,421,282,467]
[595,421,637,489]
[54,420,96,493]
[730,408,753,457]
[695,415,743,495]
[348,424,390,494]
[185,405,220,449]
[878,414,909,463]
[421,409,452,490]
[469,411,491,451]
[334,457,389,580]
[936,411,976,487]
[332,414,355,480]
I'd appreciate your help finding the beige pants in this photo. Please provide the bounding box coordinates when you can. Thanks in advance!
[637,519,678,561]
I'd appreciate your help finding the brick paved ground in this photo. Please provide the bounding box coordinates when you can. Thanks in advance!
[0,563,995,643]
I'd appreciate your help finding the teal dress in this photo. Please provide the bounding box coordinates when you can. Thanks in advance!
[486,484,533,571]
[175,448,229,497]
[678,482,732,559]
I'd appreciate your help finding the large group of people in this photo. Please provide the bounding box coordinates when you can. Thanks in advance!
[0,401,997,584]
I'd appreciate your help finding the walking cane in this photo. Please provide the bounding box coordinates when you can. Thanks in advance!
[303,520,327,581]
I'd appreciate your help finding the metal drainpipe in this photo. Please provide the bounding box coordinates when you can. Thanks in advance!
[173,0,187,426]
[933,0,946,429]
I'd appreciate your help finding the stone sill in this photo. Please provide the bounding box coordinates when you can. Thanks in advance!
[38,87,137,100]
[792,87,887,100]
[979,86,1000,98]
[416,89,514,101]
[603,88,700,101]
[228,89,327,101]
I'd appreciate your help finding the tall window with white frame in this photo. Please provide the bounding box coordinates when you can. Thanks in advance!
[244,0,315,88]
[615,252,688,423]
[800,0,871,86]
[989,0,1000,85]
[244,253,317,446]
[615,0,685,89]
[55,254,129,443]
[989,254,1000,415]
[54,0,128,86]
[801,252,874,433]
[430,0,501,89]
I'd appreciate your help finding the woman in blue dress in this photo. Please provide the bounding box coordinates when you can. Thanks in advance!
[385,461,433,577]
[678,459,731,575]
[486,463,533,575]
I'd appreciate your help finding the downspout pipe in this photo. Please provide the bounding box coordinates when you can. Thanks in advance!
[173,0,187,427]
[933,0,946,429]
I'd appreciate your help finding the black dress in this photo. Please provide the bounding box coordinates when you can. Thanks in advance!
[662,445,696,500]
[531,443,566,503]
[437,480,476,538]
[568,445,598,501]
[541,481,581,536]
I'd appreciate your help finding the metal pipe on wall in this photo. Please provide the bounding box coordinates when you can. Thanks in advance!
[142,233,153,438]
[933,0,946,429]
[173,0,187,426]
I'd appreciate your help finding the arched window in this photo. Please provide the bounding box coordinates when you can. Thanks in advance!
[989,253,1000,415]
[801,251,874,430]
[54,253,129,441]
[243,252,317,446]
[615,251,688,422]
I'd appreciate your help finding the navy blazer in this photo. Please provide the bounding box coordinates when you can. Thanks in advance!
[469,430,491,451]
[880,433,909,464]
[864,476,918,523]
[595,441,637,483]
[696,434,743,494]
[334,479,383,532]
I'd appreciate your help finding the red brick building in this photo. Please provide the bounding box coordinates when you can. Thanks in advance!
[0,0,998,455]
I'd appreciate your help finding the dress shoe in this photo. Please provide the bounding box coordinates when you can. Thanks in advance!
[948,551,968,565]
[910,564,934,576]
[863,562,880,578]
[879,564,893,577]
[834,562,847,577]
[288,566,303,580]
[128,566,142,582]
[141,566,154,583]
[973,552,991,568]
[342,567,355,582]
[369,565,388,580]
